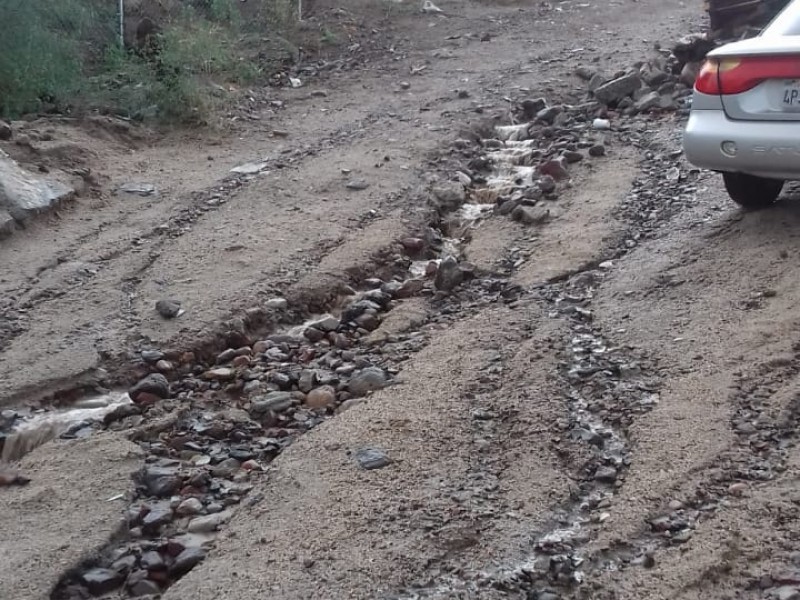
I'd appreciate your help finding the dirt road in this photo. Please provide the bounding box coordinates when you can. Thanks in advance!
[4,1,800,599]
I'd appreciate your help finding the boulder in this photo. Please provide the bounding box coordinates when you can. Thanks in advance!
[0,150,73,224]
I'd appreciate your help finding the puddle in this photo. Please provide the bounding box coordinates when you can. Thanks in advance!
[1,391,131,462]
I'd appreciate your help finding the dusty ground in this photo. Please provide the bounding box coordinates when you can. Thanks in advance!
[5,1,800,599]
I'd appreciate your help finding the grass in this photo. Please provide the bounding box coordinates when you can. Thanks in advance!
[0,0,297,123]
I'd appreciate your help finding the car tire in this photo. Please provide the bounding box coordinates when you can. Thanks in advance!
[722,172,784,210]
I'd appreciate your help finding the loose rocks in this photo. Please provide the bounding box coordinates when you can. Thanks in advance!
[155,299,182,319]
[355,448,392,470]
[129,374,170,404]
[348,367,388,397]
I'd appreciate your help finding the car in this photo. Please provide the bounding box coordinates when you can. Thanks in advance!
[683,0,800,209]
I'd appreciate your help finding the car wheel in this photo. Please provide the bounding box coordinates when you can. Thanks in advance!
[722,172,784,210]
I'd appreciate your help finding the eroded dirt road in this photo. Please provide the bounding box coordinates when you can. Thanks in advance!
[4,1,800,599]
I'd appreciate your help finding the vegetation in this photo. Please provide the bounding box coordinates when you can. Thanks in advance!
[0,0,297,123]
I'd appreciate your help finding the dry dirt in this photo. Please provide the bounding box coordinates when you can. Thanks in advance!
[4,0,800,599]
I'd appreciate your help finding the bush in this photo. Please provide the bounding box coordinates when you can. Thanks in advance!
[0,0,297,123]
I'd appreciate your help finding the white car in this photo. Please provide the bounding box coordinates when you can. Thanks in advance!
[683,0,800,209]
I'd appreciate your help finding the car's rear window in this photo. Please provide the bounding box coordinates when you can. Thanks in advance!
[764,2,800,36]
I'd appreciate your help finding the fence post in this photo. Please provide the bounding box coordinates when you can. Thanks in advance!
[119,0,125,48]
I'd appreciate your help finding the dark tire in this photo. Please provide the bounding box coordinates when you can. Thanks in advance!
[722,172,784,210]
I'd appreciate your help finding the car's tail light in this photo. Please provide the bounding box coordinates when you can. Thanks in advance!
[695,56,800,96]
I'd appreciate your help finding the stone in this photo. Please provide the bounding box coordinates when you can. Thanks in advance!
[536,106,561,124]
[396,279,425,299]
[520,97,547,118]
[0,209,15,237]
[265,297,288,310]
[593,73,642,105]
[176,497,204,516]
[431,184,466,213]
[401,237,426,254]
[512,206,551,226]
[434,256,465,293]
[348,367,388,397]
[141,350,164,363]
[187,510,232,533]
[775,587,800,600]
[588,72,607,92]
[0,149,73,224]
[81,568,124,594]
[728,482,748,496]
[356,448,392,470]
[299,369,317,393]
[589,144,606,157]
[155,299,182,319]
[103,403,141,425]
[170,547,206,576]
[119,183,157,197]
[594,466,618,483]
[539,159,569,181]
[142,506,173,529]
[230,161,268,175]
[680,61,701,87]
[0,120,11,140]
[203,367,235,381]
[346,179,370,190]
[563,150,584,164]
[129,374,170,404]
[138,466,182,498]
[211,457,241,478]
[306,385,337,409]
[127,571,161,597]
[634,90,661,112]
[140,550,166,571]
[251,391,294,414]
[575,65,597,81]
[310,315,340,332]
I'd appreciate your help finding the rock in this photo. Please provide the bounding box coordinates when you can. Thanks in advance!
[589,144,606,157]
[348,367,388,397]
[103,403,141,426]
[356,448,392,470]
[203,367,235,381]
[138,466,182,498]
[536,106,561,124]
[187,510,232,533]
[211,457,241,478]
[0,120,11,140]
[775,587,800,600]
[81,568,124,595]
[563,150,584,164]
[592,118,611,130]
[575,65,597,81]
[512,206,551,226]
[593,73,642,105]
[594,466,618,483]
[0,149,73,224]
[634,90,661,112]
[142,506,173,529]
[230,162,268,175]
[520,98,547,118]
[0,210,15,238]
[140,551,166,571]
[396,279,425,299]
[119,183,157,197]
[141,350,164,363]
[155,299,182,319]
[170,547,206,576]
[310,315,340,332]
[0,471,30,486]
[728,482,748,496]
[588,72,607,92]
[401,237,426,255]
[539,159,569,181]
[434,256,465,292]
[306,385,337,409]
[129,374,170,404]
[640,64,669,86]
[680,61,701,87]
[127,571,161,597]
[251,391,294,414]
[304,327,325,343]
[346,179,370,190]
[176,497,204,516]
[265,297,288,310]
[156,359,174,372]
[432,184,466,213]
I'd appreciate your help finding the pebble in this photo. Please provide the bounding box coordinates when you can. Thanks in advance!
[539,158,569,181]
[127,571,161,597]
[251,391,294,414]
[348,367,388,397]
[512,205,551,226]
[434,256,465,292]
[346,179,370,190]
[589,144,606,157]
[265,297,289,310]
[176,497,204,516]
[129,373,170,404]
[170,547,206,576]
[187,510,232,533]
[141,350,164,363]
[592,118,611,130]
[355,447,392,470]
[155,299,182,319]
[81,568,124,594]
[306,385,337,409]
[594,466,618,483]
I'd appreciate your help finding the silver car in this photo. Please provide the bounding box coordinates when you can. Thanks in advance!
[684,0,800,209]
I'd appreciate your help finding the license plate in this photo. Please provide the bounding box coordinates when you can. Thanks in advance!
[782,80,800,107]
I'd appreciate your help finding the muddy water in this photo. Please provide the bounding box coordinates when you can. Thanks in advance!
[1,392,131,462]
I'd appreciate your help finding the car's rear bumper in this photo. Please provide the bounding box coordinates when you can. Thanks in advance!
[684,109,800,180]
